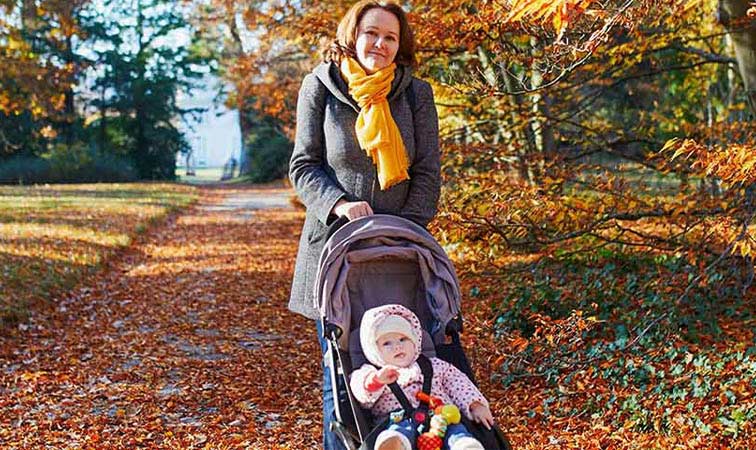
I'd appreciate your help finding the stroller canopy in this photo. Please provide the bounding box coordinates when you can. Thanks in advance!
[314,214,461,348]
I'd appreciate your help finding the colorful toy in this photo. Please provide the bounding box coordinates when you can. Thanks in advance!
[430,414,448,437]
[435,404,461,425]
[416,392,444,409]
[414,392,456,449]
[417,431,443,450]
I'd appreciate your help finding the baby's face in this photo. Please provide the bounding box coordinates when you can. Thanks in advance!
[376,332,414,367]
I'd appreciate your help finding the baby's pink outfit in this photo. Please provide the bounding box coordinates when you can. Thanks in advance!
[349,304,489,421]
[351,356,488,420]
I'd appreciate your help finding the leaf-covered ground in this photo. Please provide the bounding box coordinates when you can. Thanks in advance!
[0,186,321,448]
[0,183,198,326]
[1,185,753,449]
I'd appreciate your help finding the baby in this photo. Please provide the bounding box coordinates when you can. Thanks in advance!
[350,304,494,450]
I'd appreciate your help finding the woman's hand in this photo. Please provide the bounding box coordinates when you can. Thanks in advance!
[374,366,399,385]
[469,401,494,430]
[332,199,373,220]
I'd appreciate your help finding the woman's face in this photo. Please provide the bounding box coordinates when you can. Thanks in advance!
[354,8,400,74]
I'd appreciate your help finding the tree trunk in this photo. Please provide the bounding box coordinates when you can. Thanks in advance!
[225,9,252,175]
[476,47,536,183]
[99,82,107,153]
[237,108,252,175]
[21,0,38,34]
[718,0,756,114]
[528,37,554,180]
[63,33,76,148]
[501,68,536,183]
[134,0,149,178]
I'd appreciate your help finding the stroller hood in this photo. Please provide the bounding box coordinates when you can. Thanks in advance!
[314,214,461,348]
[360,304,423,367]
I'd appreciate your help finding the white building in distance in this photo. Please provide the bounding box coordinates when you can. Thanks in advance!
[177,75,241,168]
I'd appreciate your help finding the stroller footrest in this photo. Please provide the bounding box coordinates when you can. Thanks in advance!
[330,420,359,450]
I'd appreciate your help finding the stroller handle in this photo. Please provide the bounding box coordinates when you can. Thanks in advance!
[445,315,464,335]
[325,214,350,242]
[323,321,343,341]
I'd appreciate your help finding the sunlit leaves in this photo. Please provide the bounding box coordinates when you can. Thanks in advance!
[507,0,597,41]
[0,1,86,118]
[661,138,756,187]
[0,186,322,448]
[0,184,197,325]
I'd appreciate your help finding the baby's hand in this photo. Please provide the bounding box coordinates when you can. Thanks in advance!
[374,366,399,385]
[469,401,494,430]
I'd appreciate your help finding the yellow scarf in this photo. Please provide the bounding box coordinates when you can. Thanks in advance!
[340,57,409,190]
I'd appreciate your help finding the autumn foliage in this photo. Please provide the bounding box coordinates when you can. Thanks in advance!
[1,0,754,448]
[0,1,77,120]
[209,0,756,447]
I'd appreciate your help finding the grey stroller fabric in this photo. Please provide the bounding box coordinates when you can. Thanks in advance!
[314,214,461,350]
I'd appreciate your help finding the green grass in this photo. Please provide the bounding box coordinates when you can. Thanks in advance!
[174,166,291,186]
[0,183,198,327]
[175,166,227,185]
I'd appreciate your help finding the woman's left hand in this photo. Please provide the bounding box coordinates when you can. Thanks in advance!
[469,401,495,430]
[332,199,374,220]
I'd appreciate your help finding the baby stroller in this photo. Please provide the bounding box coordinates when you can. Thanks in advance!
[314,214,512,450]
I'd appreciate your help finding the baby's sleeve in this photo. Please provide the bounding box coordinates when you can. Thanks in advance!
[436,359,489,419]
[349,364,386,408]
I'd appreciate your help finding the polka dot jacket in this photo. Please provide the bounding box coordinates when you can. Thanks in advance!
[350,357,489,422]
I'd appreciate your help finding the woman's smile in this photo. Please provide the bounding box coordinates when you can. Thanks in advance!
[355,8,400,73]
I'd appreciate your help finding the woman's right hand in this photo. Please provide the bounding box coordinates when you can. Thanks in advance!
[332,199,374,220]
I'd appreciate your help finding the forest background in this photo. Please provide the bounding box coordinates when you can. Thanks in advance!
[1,0,755,448]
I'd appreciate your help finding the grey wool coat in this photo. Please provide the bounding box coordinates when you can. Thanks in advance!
[288,61,441,320]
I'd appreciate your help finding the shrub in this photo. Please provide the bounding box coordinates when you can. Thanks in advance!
[0,144,137,184]
[245,124,293,183]
[0,156,52,184]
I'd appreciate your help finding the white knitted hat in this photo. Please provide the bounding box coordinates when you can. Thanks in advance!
[375,315,416,344]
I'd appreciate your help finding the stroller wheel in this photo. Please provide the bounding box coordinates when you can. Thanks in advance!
[330,420,359,450]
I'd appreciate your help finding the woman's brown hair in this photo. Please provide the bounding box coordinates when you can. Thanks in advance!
[323,0,416,67]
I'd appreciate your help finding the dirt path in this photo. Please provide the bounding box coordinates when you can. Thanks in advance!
[0,186,321,449]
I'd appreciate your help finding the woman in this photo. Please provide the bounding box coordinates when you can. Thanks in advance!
[288,1,440,448]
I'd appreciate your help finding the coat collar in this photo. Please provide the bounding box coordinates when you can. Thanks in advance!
[313,61,414,113]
